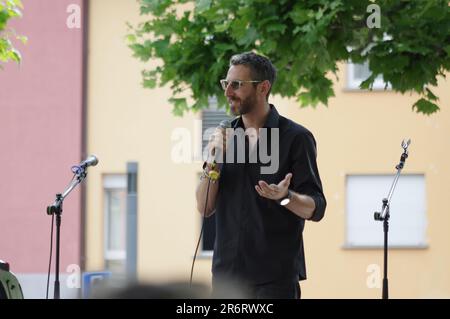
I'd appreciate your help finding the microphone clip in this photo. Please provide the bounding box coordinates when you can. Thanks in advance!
[396,139,411,170]
[71,165,87,178]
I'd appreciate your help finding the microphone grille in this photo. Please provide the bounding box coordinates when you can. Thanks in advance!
[89,155,99,166]
[219,119,232,129]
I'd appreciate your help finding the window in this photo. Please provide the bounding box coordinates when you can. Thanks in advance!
[103,175,127,272]
[346,174,427,248]
[200,98,232,254]
[347,61,390,90]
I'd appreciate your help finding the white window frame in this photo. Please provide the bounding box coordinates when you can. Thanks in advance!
[103,174,127,268]
[345,174,427,249]
[346,61,391,90]
[346,33,393,91]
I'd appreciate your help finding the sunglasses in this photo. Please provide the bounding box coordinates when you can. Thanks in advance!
[220,79,262,91]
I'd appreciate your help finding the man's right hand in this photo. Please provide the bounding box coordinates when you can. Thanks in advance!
[207,126,228,163]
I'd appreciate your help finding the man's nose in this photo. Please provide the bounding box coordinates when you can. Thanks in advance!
[224,83,234,97]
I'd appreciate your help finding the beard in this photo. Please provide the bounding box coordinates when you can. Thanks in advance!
[230,93,257,116]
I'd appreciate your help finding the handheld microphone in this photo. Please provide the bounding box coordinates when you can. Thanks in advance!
[210,120,232,163]
[219,119,232,129]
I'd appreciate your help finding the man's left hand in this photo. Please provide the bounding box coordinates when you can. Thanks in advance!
[255,173,292,200]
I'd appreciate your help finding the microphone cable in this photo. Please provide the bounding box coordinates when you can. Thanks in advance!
[189,118,236,287]
[190,177,212,287]
[46,213,55,299]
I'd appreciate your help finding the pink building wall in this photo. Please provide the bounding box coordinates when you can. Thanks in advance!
[0,0,85,275]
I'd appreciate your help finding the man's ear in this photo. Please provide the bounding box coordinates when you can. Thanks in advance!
[259,80,271,97]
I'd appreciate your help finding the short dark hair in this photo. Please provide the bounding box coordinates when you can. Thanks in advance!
[229,52,277,99]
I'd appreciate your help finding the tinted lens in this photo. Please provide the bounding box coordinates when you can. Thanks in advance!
[220,80,228,90]
[230,81,241,90]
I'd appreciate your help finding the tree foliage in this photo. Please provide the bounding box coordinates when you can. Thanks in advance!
[0,0,26,67]
[128,0,450,115]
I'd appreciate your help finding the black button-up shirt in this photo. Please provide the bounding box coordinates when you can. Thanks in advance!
[212,105,326,285]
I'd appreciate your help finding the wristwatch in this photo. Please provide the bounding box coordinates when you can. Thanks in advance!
[278,189,292,206]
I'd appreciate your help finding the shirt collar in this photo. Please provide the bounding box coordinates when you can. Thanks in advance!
[233,104,279,129]
[264,104,280,128]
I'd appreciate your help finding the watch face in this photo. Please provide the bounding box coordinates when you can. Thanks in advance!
[280,198,290,206]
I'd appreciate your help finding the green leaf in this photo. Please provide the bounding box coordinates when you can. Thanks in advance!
[143,78,157,89]
[126,34,136,44]
[237,27,258,46]
[359,74,377,90]
[444,45,450,57]
[214,43,236,52]
[0,0,25,67]
[140,0,173,16]
[425,87,438,102]
[289,6,310,24]
[17,35,27,44]
[259,39,277,52]
[412,98,440,115]
[9,47,20,62]
[266,24,286,34]
[169,97,188,117]
[214,22,230,33]
[195,0,211,13]
[315,8,324,20]
[152,38,170,56]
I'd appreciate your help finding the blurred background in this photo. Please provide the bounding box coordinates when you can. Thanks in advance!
[1,0,449,299]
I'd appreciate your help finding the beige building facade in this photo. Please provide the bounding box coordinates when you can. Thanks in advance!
[85,0,450,298]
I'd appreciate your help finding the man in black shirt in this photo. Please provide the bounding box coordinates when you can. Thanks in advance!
[195,52,326,299]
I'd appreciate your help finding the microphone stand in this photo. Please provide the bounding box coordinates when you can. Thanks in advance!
[374,139,410,299]
[46,166,87,299]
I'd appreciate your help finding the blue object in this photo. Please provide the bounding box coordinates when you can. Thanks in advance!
[82,271,111,299]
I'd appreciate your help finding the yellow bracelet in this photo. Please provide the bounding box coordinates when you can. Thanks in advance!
[201,161,220,182]
[208,170,220,181]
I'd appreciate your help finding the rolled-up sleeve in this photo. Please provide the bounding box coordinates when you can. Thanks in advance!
[290,131,326,222]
